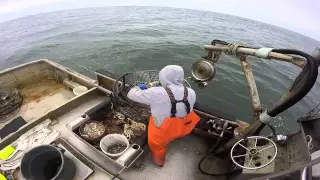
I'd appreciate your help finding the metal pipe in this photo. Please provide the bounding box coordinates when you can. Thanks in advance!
[239,55,262,120]
[301,167,308,180]
[203,45,305,67]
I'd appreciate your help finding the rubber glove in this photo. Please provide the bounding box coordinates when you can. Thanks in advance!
[137,84,148,90]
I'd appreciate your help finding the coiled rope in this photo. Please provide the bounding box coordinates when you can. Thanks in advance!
[0,87,23,122]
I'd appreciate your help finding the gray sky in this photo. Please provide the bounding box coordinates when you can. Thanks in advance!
[1,0,319,41]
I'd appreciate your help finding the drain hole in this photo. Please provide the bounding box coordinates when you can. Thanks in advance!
[267,155,272,159]
[132,144,140,149]
[81,114,87,118]
[255,162,261,167]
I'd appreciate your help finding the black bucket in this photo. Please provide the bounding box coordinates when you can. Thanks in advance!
[21,145,76,180]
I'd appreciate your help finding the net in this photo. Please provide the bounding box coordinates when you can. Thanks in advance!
[133,70,160,85]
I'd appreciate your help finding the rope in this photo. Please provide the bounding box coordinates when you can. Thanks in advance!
[227,43,241,56]
[232,43,241,56]
[44,44,100,75]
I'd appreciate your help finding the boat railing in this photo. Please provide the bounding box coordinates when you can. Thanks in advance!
[203,44,306,67]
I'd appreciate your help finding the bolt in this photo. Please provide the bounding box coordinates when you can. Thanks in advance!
[138,165,144,171]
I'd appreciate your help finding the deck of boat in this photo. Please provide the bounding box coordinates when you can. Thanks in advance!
[0,60,232,180]
[10,87,231,180]
[1,80,75,128]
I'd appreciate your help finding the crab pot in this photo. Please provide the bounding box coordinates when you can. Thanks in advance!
[20,145,76,180]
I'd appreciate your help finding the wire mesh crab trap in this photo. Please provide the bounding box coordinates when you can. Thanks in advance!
[0,87,23,122]
[111,70,191,123]
[111,70,160,124]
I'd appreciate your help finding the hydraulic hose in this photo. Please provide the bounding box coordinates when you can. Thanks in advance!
[267,49,318,117]
[211,39,229,46]
[198,136,242,177]
[268,124,277,137]
[215,49,318,154]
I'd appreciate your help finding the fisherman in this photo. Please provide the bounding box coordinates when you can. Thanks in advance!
[127,65,200,167]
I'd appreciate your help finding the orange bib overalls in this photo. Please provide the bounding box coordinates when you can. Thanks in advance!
[148,87,200,166]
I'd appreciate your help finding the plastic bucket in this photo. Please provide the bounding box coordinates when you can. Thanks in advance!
[79,120,106,142]
[20,145,75,180]
[73,86,88,96]
[100,134,129,158]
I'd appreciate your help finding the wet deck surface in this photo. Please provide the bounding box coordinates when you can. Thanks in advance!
[123,135,230,180]
[46,91,230,180]
[0,80,75,128]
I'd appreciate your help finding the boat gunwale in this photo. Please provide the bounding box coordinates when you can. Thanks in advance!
[0,87,99,149]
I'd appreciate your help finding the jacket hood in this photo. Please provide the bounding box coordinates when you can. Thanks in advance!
[159,65,184,87]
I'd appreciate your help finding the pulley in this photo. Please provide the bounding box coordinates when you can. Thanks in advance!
[191,55,218,88]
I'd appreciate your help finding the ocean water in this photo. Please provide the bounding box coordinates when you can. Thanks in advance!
[0,6,320,134]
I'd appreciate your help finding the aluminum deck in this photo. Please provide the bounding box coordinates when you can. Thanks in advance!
[3,59,311,180]
[47,88,230,180]
[1,80,75,128]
